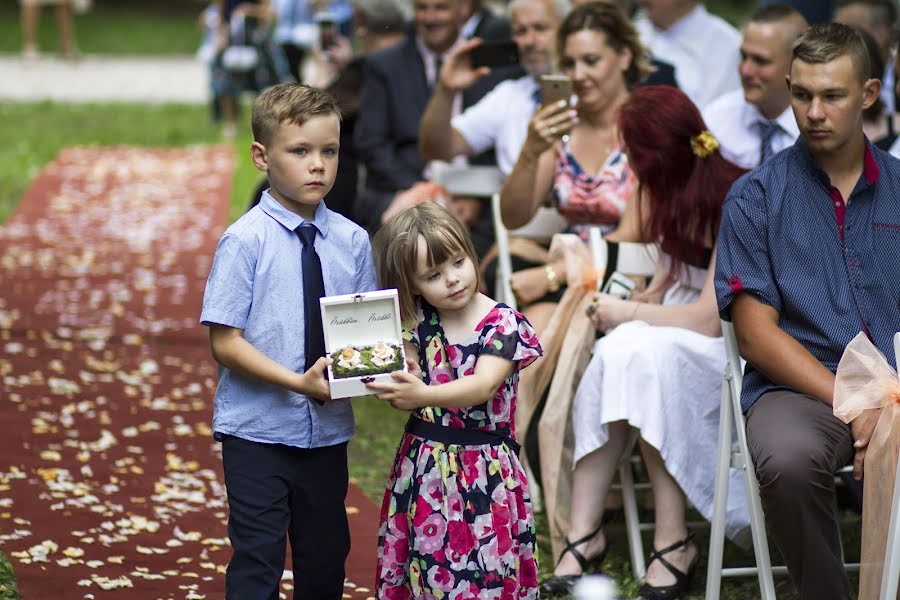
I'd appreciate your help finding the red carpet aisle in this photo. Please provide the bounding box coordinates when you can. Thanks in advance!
[0,147,379,599]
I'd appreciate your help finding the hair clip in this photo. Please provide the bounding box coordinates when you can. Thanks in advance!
[690,130,719,159]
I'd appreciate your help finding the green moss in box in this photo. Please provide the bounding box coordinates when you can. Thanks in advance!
[330,342,403,379]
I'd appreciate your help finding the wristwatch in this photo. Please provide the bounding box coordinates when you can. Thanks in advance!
[544,264,560,293]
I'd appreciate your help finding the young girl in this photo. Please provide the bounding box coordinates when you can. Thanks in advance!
[368,203,543,599]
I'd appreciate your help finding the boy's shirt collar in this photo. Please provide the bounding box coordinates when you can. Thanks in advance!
[259,190,330,237]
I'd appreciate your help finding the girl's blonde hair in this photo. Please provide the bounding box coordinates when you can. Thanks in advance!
[373,203,480,323]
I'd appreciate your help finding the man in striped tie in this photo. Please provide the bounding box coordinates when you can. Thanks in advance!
[703,4,808,169]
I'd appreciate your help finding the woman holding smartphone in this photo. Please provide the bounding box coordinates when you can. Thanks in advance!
[499,1,649,332]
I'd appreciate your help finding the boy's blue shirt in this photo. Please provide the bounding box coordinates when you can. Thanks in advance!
[200,191,377,448]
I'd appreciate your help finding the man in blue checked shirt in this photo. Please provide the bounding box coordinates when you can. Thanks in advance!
[716,23,900,600]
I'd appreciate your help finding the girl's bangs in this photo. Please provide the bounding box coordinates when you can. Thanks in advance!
[420,227,466,268]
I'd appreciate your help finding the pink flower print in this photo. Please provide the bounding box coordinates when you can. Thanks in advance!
[448,580,482,600]
[447,519,475,557]
[519,549,538,587]
[514,487,528,523]
[472,513,493,540]
[445,343,461,365]
[491,503,513,556]
[393,456,415,493]
[382,536,409,569]
[431,547,447,564]
[459,353,477,377]
[477,534,504,572]
[387,512,409,539]
[413,494,434,528]
[426,564,455,592]
[430,363,454,385]
[414,513,447,555]
[502,576,519,600]
[518,320,537,345]
[446,490,464,515]
[382,584,411,600]
[489,392,509,418]
[447,414,465,428]
[460,451,486,489]
[419,469,445,511]
[480,308,503,329]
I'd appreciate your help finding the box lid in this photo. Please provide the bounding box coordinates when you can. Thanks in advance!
[319,289,403,352]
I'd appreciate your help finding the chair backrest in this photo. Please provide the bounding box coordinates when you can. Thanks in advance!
[491,192,517,309]
[588,228,659,283]
[429,161,505,197]
[507,207,568,242]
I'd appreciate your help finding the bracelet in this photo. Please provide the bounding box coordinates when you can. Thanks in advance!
[545,265,560,293]
[630,302,640,321]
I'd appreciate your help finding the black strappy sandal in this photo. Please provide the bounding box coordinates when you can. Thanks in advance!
[637,532,700,600]
[538,522,608,596]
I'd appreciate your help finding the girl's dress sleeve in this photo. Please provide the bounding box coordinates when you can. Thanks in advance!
[402,323,420,349]
[402,301,425,349]
[478,306,543,371]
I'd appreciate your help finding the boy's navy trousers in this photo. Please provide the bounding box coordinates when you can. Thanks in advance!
[221,435,351,599]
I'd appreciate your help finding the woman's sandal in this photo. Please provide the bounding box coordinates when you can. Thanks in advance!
[538,522,608,596]
[637,532,700,600]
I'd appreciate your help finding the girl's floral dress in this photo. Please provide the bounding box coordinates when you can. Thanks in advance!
[375,301,543,600]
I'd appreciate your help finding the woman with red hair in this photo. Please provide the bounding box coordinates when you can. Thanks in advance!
[541,86,750,598]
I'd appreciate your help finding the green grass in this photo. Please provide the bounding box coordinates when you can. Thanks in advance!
[0,1,201,56]
[0,552,18,600]
[0,101,263,225]
[707,0,757,28]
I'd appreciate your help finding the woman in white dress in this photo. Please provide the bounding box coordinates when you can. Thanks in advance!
[540,86,750,599]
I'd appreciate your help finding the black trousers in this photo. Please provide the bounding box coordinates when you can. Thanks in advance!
[221,436,351,600]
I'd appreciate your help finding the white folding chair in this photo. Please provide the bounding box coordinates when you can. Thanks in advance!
[429,161,509,302]
[587,228,660,580]
[490,197,568,310]
[705,321,867,600]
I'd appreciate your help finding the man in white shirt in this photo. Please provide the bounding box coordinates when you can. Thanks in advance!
[834,0,897,114]
[418,0,570,175]
[634,0,742,108]
[703,4,808,168]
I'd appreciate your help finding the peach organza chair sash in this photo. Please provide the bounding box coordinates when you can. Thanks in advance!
[833,332,900,600]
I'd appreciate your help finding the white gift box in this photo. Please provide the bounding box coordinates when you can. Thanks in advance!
[320,289,407,398]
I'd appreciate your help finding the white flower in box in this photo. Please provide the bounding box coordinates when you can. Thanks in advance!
[371,342,397,367]
[337,347,365,370]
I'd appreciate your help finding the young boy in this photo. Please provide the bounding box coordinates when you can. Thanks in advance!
[200,83,377,598]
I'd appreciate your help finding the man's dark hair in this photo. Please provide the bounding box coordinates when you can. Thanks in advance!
[352,0,408,35]
[836,0,898,28]
[750,3,805,23]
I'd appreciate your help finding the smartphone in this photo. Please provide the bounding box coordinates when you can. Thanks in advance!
[539,74,573,107]
[315,11,337,50]
[602,271,637,300]
[469,41,520,69]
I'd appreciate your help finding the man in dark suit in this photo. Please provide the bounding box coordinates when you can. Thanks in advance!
[462,0,512,41]
[353,0,512,240]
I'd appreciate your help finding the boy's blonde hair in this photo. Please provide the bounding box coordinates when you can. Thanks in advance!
[373,203,480,323]
[251,83,342,147]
